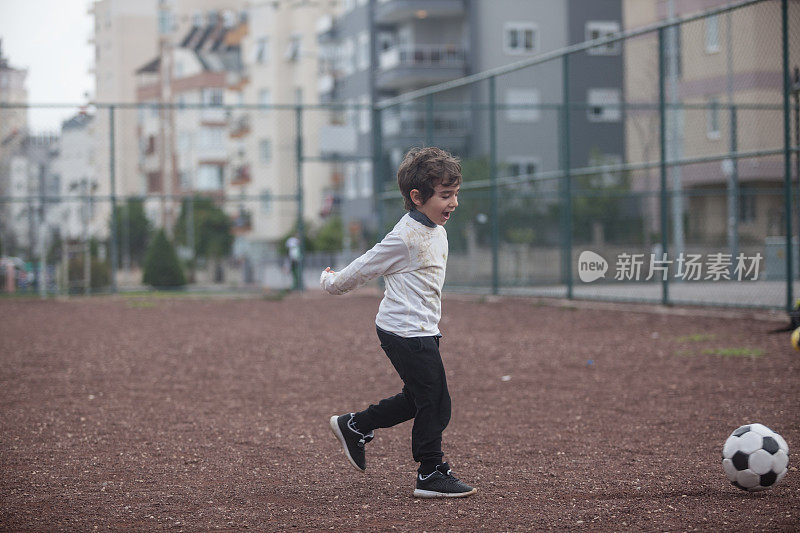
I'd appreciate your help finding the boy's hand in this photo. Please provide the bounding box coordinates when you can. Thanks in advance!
[324,267,336,274]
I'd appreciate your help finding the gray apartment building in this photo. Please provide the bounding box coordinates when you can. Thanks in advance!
[318,0,624,244]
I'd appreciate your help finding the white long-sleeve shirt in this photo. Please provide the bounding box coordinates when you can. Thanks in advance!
[320,211,448,337]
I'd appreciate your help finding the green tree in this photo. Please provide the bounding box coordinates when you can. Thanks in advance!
[310,216,343,252]
[174,196,233,260]
[571,149,640,245]
[110,198,152,266]
[142,229,186,288]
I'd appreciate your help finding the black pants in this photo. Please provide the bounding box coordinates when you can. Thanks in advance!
[353,327,451,468]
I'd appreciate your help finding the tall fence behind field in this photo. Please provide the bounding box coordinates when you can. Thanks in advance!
[1,0,798,310]
[375,0,800,310]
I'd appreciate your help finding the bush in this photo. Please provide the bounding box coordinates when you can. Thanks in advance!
[142,230,186,288]
[67,256,111,290]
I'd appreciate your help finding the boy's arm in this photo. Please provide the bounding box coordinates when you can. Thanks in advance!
[320,231,409,295]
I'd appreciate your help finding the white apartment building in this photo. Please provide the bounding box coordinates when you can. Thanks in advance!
[234,0,337,256]
[89,0,159,241]
[0,41,29,255]
[54,113,97,241]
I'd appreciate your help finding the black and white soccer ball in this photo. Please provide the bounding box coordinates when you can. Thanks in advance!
[722,423,789,492]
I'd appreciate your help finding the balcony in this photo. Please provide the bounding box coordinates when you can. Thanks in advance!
[316,14,336,42]
[229,114,251,139]
[200,107,227,125]
[231,164,251,185]
[382,109,469,148]
[377,45,466,91]
[318,74,336,102]
[375,0,465,24]
[232,209,252,235]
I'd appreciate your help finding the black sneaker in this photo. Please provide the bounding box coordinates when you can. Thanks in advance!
[329,413,373,472]
[413,463,477,498]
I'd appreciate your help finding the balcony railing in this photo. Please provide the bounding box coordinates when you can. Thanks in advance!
[383,109,469,138]
[379,44,466,70]
[231,164,251,185]
[229,114,250,138]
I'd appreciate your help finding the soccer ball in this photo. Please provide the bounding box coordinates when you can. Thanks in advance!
[722,423,789,492]
[791,327,800,351]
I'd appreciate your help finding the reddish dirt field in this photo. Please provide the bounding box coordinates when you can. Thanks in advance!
[1,292,798,532]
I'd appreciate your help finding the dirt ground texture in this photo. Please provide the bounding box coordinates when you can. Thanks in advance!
[1,292,798,532]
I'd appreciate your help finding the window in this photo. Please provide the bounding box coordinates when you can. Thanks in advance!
[504,22,538,55]
[357,31,370,71]
[198,128,224,150]
[259,139,272,163]
[345,163,358,199]
[705,15,720,53]
[739,186,756,223]
[706,97,720,140]
[586,21,620,55]
[258,88,271,108]
[506,158,538,179]
[360,161,373,197]
[255,37,269,64]
[343,0,354,13]
[202,88,223,106]
[294,87,303,105]
[197,164,223,190]
[260,189,272,214]
[587,88,621,122]
[506,89,541,122]
[285,34,302,62]
[158,9,173,35]
[340,38,355,76]
[359,95,371,134]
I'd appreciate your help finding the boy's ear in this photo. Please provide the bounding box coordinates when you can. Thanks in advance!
[409,189,423,206]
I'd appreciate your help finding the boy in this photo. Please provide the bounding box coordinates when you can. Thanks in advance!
[321,147,476,499]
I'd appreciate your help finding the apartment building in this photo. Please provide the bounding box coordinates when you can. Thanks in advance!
[318,0,623,244]
[0,41,29,255]
[5,135,60,258]
[89,0,159,241]
[54,112,97,241]
[624,0,792,245]
[135,6,247,232]
[235,0,337,255]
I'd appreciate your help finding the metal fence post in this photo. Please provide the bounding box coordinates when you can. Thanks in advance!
[561,54,573,299]
[372,104,384,239]
[782,0,794,310]
[425,94,434,146]
[109,105,118,294]
[489,76,499,295]
[295,105,305,291]
[658,28,669,305]
[727,104,739,263]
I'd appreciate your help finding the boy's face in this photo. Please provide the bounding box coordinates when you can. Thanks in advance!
[411,182,460,226]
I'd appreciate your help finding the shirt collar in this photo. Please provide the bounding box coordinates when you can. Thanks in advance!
[408,208,436,228]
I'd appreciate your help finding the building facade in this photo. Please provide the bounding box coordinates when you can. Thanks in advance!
[318,0,624,246]
[624,0,793,247]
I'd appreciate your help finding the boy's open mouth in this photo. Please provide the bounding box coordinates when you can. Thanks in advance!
[443,211,452,221]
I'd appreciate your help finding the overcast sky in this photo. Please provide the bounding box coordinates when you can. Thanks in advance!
[0,0,94,132]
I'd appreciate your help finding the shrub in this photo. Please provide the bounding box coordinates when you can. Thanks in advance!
[142,230,186,288]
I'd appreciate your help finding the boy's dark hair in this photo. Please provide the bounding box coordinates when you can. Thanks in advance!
[397,147,462,211]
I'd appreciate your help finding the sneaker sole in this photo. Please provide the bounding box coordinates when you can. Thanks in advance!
[328,415,365,473]
[413,488,477,498]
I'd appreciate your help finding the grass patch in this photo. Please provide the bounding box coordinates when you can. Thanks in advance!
[126,299,157,308]
[262,289,289,302]
[700,347,764,358]
[675,333,716,342]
